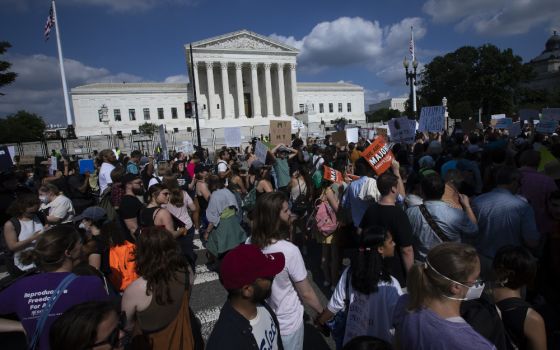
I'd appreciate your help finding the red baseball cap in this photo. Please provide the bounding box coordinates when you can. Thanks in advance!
[220,244,285,290]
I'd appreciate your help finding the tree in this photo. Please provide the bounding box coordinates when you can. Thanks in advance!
[138,122,158,136]
[419,44,533,121]
[366,108,402,123]
[0,110,46,143]
[0,41,17,95]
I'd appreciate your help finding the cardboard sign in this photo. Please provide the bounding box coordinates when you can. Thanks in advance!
[535,119,558,134]
[224,127,242,147]
[519,109,539,121]
[323,166,343,183]
[331,130,347,146]
[0,146,14,172]
[542,108,560,121]
[346,128,359,144]
[269,121,291,146]
[388,117,416,144]
[361,137,394,175]
[495,117,513,129]
[79,159,95,175]
[255,141,268,164]
[508,122,522,138]
[418,106,445,132]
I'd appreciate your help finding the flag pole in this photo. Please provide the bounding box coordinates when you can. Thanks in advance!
[51,0,73,126]
[189,44,202,148]
[410,26,417,115]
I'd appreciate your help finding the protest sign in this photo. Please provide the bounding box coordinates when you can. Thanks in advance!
[368,129,375,140]
[418,106,445,132]
[269,120,291,146]
[495,117,513,129]
[255,141,268,164]
[323,166,343,183]
[490,114,506,127]
[519,109,539,121]
[331,130,347,146]
[535,119,558,134]
[346,128,359,143]
[224,127,242,147]
[542,108,560,121]
[388,117,416,144]
[0,146,14,172]
[158,125,169,161]
[359,128,369,139]
[361,137,394,175]
[508,122,522,138]
[50,156,58,175]
[79,159,95,175]
[177,141,194,154]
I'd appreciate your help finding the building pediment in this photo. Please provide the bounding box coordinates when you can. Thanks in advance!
[189,30,299,53]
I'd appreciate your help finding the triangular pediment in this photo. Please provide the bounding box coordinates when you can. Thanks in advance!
[189,30,299,53]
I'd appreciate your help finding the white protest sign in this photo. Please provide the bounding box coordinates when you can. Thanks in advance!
[346,128,359,143]
[177,141,194,154]
[491,114,506,120]
[50,156,58,175]
[418,106,445,132]
[368,129,375,140]
[495,117,513,129]
[224,127,242,147]
[542,108,560,121]
[535,119,558,134]
[7,146,15,162]
[388,117,416,144]
[519,109,539,121]
[508,122,521,138]
[255,141,268,164]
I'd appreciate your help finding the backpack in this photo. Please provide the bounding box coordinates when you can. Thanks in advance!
[313,197,338,237]
[311,157,324,189]
[242,181,259,212]
[98,186,118,221]
[291,180,309,216]
[108,241,138,292]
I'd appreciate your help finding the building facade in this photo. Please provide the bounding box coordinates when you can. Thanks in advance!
[526,31,560,91]
[71,30,365,137]
[368,97,407,113]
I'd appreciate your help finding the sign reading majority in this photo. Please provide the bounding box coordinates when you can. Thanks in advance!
[323,166,343,183]
[269,121,291,146]
[361,137,394,175]
[418,106,445,132]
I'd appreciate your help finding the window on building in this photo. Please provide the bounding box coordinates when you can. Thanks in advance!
[171,107,178,119]
[329,103,333,113]
[338,103,343,113]
[217,104,220,109]
[299,104,305,113]
[128,109,136,121]
[319,103,324,113]
[347,103,352,113]
[173,127,179,132]
[114,109,121,121]
[143,108,150,120]
[157,108,164,120]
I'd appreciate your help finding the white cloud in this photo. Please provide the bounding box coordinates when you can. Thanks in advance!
[164,74,189,83]
[422,0,560,35]
[270,16,428,79]
[0,54,145,123]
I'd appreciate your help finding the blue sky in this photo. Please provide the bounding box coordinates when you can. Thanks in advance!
[1,0,559,124]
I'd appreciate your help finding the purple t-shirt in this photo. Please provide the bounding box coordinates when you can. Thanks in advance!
[393,295,496,350]
[0,272,109,350]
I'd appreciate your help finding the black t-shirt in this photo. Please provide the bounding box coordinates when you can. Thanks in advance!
[91,235,111,276]
[360,203,414,287]
[118,195,143,240]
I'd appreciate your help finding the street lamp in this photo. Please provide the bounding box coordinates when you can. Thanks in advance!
[403,57,418,119]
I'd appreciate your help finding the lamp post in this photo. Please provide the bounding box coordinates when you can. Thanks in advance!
[442,97,449,132]
[403,56,418,119]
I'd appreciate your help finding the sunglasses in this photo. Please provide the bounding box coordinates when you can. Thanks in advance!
[91,311,130,348]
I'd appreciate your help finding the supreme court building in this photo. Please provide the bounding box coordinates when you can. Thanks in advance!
[71,30,366,140]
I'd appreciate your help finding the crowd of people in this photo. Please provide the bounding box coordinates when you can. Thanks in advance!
[0,125,559,349]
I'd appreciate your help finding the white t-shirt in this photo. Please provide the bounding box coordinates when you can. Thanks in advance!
[259,239,308,336]
[148,176,163,189]
[327,267,403,345]
[99,162,115,194]
[249,305,279,350]
[217,160,228,174]
[43,195,75,223]
[312,155,324,171]
[14,218,44,271]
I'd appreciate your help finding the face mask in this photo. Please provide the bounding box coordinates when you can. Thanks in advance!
[39,195,49,204]
[426,259,484,301]
[78,222,87,230]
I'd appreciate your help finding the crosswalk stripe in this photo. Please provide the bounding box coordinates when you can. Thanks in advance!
[194,270,219,285]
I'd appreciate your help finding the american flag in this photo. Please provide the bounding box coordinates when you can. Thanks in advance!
[44,5,55,41]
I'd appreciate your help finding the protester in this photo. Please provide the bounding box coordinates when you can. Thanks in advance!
[38,183,75,224]
[118,173,144,240]
[139,184,187,238]
[126,150,142,175]
[97,149,116,194]
[207,244,285,350]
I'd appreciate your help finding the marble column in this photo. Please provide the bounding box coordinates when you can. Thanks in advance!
[250,63,261,118]
[264,63,273,118]
[235,62,246,118]
[289,63,298,116]
[220,62,231,119]
[277,63,286,117]
[206,62,215,119]
[192,62,201,102]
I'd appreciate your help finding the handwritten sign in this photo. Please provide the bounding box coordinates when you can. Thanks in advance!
[508,122,522,138]
[495,117,513,129]
[388,117,416,144]
[346,128,359,144]
[79,159,95,175]
[361,137,394,175]
[542,108,560,121]
[255,141,268,164]
[535,119,558,134]
[418,106,445,132]
[323,166,343,183]
[519,109,539,121]
[331,130,347,146]
[269,121,291,146]
[224,127,242,147]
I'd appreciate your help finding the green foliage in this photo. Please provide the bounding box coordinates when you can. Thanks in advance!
[0,110,46,143]
[366,108,402,123]
[0,41,17,95]
[419,44,533,121]
[138,122,158,136]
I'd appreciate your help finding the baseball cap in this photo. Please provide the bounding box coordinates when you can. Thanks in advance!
[73,206,107,222]
[249,160,265,172]
[220,244,285,290]
[121,173,140,185]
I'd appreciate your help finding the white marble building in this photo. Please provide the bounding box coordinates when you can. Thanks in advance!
[368,97,407,113]
[71,30,365,138]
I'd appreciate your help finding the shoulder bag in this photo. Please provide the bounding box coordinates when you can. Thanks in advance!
[418,204,449,242]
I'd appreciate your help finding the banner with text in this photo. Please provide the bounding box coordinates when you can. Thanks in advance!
[361,137,394,175]
[535,119,558,134]
[418,106,445,132]
[255,141,268,164]
[270,121,291,146]
[495,117,513,129]
[388,117,416,144]
[346,128,359,144]
[323,166,343,183]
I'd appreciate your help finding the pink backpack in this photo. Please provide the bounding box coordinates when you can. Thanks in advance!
[314,199,338,237]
